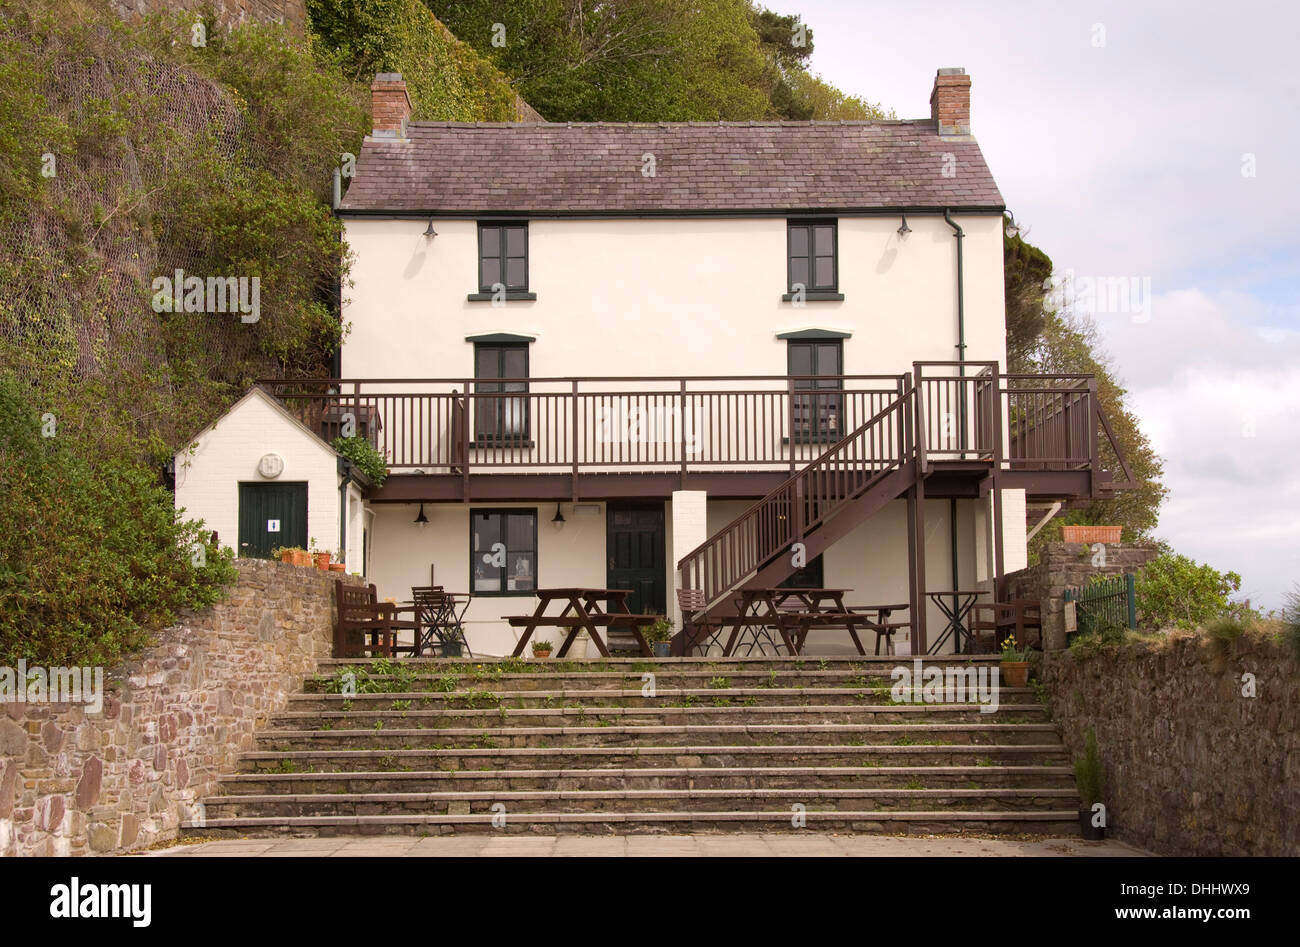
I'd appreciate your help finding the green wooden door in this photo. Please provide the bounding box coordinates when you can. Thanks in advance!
[606,504,666,616]
[238,482,308,558]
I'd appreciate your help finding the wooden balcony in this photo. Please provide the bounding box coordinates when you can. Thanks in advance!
[261,363,1129,502]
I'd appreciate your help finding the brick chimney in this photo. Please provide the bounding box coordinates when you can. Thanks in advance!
[370,72,411,138]
[930,67,971,137]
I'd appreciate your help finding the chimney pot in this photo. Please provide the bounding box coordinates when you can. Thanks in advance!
[930,67,971,137]
[370,72,412,139]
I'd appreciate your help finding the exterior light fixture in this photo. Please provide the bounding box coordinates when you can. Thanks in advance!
[423,219,438,239]
[413,503,429,527]
[1004,212,1021,239]
[551,503,566,531]
[897,214,911,238]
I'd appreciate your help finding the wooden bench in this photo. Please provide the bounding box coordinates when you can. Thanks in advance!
[334,580,420,658]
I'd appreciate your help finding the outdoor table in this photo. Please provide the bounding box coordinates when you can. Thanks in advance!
[507,588,656,658]
[767,590,903,656]
[925,590,987,654]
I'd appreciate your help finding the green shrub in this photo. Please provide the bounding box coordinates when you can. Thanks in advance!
[1280,584,1300,662]
[332,435,388,485]
[1073,728,1104,808]
[1205,615,1246,665]
[0,373,236,667]
[1135,548,1243,630]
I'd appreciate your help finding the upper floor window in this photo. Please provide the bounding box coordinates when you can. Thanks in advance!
[476,222,530,296]
[788,339,844,442]
[785,220,843,301]
[474,342,529,444]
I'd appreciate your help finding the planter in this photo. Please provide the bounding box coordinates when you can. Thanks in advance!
[441,643,463,658]
[652,642,671,657]
[1001,661,1030,688]
[1061,525,1122,544]
[532,650,552,660]
[291,549,312,568]
[313,552,332,570]
[279,549,294,564]
[567,632,589,660]
[1079,808,1106,841]
[328,562,346,572]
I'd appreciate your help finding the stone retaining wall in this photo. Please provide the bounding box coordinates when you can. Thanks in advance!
[0,560,357,856]
[1005,541,1158,649]
[1042,632,1299,856]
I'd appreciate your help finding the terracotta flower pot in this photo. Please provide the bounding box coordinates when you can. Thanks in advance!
[313,552,331,570]
[1061,525,1122,544]
[328,562,346,572]
[1001,661,1030,688]
[291,549,312,568]
[533,650,552,660]
[279,549,295,564]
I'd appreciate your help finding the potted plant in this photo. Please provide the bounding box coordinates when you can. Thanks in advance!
[999,633,1032,688]
[642,616,674,657]
[276,546,312,567]
[441,625,465,658]
[1074,728,1106,840]
[531,639,553,659]
[328,548,347,571]
[309,538,331,570]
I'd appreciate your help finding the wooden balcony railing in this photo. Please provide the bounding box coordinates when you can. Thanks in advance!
[258,367,1100,478]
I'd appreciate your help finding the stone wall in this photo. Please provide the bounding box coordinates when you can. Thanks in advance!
[111,0,307,34]
[1005,541,1158,649]
[0,560,357,857]
[1042,631,1299,856]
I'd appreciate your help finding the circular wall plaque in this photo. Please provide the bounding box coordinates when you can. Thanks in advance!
[257,453,285,479]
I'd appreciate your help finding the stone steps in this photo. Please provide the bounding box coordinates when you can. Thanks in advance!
[286,687,1033,711]
[236,743,1069,772]
[189,810,1080,836]
[201,786,1079,818]
[217,764,1076,794]
[268,703,1048,730]
[185,657,1077,839]
[255,722,1060,751]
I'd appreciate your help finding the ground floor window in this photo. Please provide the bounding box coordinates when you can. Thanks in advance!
[471,509,537,595]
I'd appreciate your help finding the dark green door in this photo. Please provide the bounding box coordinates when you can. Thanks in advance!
[606,503,666,616]
[238,482,308,558]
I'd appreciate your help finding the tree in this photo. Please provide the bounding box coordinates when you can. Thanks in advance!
[1005,227,1167,540]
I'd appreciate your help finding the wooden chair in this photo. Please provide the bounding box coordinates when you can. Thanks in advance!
[675,588,725,656]
[970,599,1043,652]
[333,580,420,658]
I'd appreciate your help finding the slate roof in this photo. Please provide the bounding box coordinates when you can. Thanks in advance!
[339,120,1004,214]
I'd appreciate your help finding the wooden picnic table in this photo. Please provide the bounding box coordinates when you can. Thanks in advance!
[723,589,910,657]
[507,588,657,658]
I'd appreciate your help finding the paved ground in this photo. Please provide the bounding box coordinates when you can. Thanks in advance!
[151,835,1149,857]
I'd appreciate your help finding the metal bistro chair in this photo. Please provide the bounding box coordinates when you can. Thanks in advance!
[412,586,474,657]
[675,588,726,656]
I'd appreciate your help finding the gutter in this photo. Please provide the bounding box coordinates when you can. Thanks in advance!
[333,205,1007,221]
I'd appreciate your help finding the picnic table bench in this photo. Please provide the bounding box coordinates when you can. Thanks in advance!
[507,588,660,658]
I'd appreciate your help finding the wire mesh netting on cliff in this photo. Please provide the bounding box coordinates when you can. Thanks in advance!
[0,50,256,384]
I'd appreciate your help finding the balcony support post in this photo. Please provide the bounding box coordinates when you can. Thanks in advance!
[907,478,928,655]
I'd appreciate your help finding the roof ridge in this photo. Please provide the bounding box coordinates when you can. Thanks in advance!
[408,119,935,129]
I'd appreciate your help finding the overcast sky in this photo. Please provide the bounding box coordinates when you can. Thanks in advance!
[773,0,1299,610]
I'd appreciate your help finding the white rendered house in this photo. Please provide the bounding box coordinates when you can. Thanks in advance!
[195,68,1130,656]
